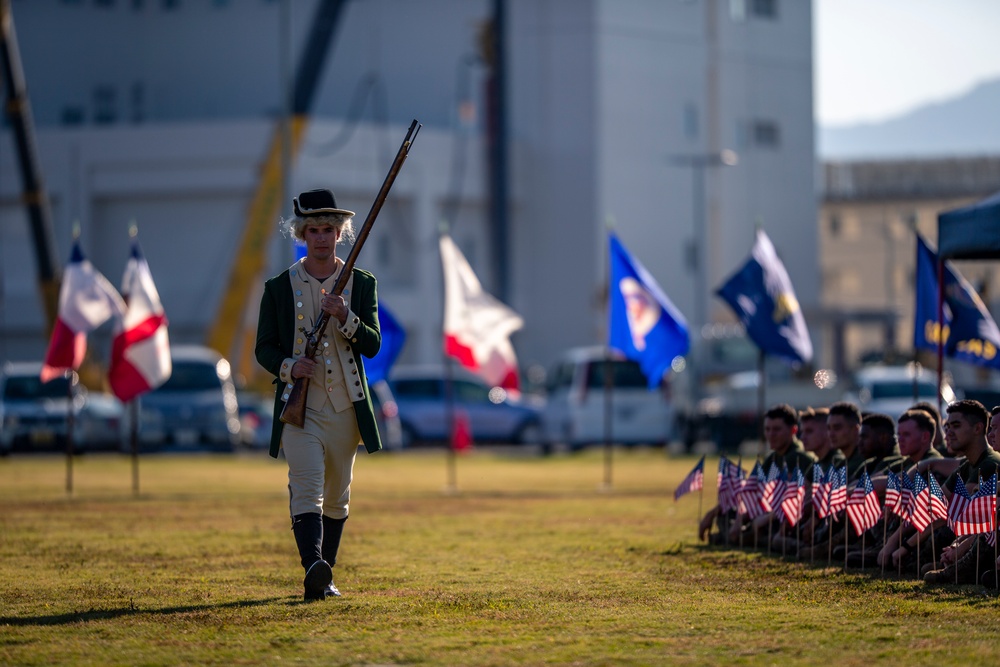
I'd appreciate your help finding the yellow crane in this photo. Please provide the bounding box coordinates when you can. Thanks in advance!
[206,0,349,383]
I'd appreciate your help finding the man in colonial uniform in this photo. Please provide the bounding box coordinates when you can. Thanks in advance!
[256,188,382,600]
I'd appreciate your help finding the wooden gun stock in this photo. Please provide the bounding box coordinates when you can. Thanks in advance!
[280,119,420,428]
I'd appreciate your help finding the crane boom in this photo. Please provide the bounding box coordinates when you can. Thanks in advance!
[206,0,349,373]
[0,0,60,331]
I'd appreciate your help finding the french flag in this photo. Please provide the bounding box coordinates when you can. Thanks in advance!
[439,233,522,390]
[41,241,125,383]
[108,237,171,402]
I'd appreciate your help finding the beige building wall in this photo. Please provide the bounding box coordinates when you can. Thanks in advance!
[819,157,1000,373]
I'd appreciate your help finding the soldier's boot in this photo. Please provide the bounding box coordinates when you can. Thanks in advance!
[321,515,347,598]
[923,544,981,585]
[292,512,332,601]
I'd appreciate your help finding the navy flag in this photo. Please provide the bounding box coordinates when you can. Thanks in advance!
[716,229,812,363]
[608,233,689,388]
[364,303,406,384]
[914,234,1000,369]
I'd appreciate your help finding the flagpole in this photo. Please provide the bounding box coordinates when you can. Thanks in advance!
[65,370,76,496]
[130,399,140,496]
[602,349,613,491]
[935,257,945,420]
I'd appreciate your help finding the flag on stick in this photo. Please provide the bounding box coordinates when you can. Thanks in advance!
[608,233,689,387]
[846,470,882,536]
[737,462,767,519]
[953,474,997,536]
[674,456,705,501]
[716,229,812,363]
[109,237,171,402]
[909,472,933,533]
[914,234,1000,369]
[42,241,125,382]
[928,472,949,522]
[947,475,974,535]
[440,234,522,390]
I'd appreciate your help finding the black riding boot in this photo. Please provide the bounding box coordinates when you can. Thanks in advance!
[321,515,347,597]
[291,512,331,601]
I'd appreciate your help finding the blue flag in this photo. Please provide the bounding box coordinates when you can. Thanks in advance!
[364,303,406,384]
[914,234,1000,368]
[716,229,812,363]
[608,233,689,388]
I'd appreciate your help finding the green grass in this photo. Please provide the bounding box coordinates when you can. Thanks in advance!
[2,449,999,666]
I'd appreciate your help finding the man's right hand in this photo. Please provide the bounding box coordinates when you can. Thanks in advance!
[698,508,719,542]
[291,357,316,379]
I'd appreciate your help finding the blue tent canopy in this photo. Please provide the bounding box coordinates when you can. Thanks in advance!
[938,189,1000,259]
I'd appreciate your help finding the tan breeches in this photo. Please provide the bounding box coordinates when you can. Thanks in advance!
[282,404,360,519]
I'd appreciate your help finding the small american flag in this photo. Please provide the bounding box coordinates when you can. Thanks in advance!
[761,461,784,513]
[954,473,997,537]
[779,466,806,527]
[927,472,949,522]
[846,470,882,536]
[737,461,766,519]
[812,463,830,519]
[828,466,848,516]
[909,472,933,533]
[717,457,740,512]
[947,475,973,535]
[897,470,915,524]
[674,456,705,501]
[884,470,901,516]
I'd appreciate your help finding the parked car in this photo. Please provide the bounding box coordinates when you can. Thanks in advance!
[0,361,125,454]
[841,364,956,420]
[688,369,841,451]
[387,365,543,447]
[127,345,241,451]
[237,390,273,450]
[541,346,676,451]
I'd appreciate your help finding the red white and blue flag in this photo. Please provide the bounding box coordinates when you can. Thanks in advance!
[738,462,767,519]
[884,470,901,517]
[896,470,916,524]
[947,475,973,535]
[779,466,806,527]
[109,238,171,402]
[811,463,829,519]
[953,473,997,537]
[41,241,125,383]
[761,461,785,513]
[716,457,743,512]
[846,470,881,536]
[674,456,705,501]
[909,472,933,533]
[928,472,949,522]
[828,466,848,517]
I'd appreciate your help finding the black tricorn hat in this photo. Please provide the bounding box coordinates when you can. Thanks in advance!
[293,188,355,218]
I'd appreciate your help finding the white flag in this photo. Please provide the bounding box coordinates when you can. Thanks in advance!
[109,239,171,402]
[440,234,523,390]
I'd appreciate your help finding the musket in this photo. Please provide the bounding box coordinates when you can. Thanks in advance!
[279,119,421,428]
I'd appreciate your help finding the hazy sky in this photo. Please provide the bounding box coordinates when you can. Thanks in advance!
[814,0,1000,127]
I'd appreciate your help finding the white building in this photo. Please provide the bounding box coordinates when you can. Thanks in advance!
[0,0,816,391]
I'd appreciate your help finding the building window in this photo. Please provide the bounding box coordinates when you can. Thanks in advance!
[751,119,780,149]
[751,0,778,19]
[61,105,86,126]
[93,85,117,124]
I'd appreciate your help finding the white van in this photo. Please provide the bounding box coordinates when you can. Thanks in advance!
[541,346,677,451]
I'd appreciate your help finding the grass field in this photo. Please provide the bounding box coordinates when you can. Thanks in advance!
[2,448,1000,666]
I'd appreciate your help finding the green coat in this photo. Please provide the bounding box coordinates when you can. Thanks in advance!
[255,266,382,458]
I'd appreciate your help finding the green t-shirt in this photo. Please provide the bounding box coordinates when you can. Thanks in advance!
[944,446,1000,494]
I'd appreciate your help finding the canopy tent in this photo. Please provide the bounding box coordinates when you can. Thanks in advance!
[938,189,1000,259]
